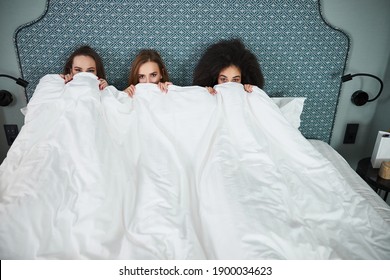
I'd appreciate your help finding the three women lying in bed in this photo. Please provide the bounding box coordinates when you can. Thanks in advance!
[59,39,264,96]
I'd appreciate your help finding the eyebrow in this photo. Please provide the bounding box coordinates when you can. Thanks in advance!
[139,72,158,76]
[219,74,241,78]
[74,66,96,70]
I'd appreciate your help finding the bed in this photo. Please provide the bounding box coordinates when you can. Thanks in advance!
[1,0,390,259]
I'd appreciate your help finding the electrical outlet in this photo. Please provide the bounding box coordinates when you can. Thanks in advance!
[343,123,359,144]
[3,124,19,146]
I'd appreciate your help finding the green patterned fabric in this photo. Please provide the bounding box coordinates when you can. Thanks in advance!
[14,0,349,142]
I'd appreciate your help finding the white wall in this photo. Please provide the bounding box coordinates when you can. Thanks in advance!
[368,53,390,154]
[0,0,46,161]
[0,0,390,169]
[321,0,390,169]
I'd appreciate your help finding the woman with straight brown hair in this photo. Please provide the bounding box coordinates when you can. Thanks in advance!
[124,49,171,97]
[61,45,108,90]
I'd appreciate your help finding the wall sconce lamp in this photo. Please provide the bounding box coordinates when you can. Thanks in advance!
[341,73,384,106]
[0,74,29,107]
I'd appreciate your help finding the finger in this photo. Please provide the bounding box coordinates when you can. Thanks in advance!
[99,80,108,90]
[130,85,136,92]
[125,87,135,97]
[64,75,73,83]
[159,83,168,93]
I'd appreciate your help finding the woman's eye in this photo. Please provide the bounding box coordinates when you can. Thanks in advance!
[151,73,157,77]
[138,75,145,80]
[87,70,95,73]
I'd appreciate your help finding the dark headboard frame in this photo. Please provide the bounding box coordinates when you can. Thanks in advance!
[14,0,350,143]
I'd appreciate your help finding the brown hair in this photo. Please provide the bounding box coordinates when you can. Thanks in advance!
[128,49,169,86]
[63,45,106,80]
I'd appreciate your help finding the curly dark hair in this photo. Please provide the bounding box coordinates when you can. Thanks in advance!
[63,45,106,80]
[192,38,264,88]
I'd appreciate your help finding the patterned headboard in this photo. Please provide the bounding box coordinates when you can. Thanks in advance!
[14,0,349,143]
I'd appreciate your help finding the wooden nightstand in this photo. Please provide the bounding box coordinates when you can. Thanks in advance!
[356,157,390,201]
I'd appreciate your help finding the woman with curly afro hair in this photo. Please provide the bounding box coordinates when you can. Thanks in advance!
[192,38,264,94]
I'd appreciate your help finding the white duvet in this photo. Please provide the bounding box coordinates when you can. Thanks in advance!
[1,73,389,259]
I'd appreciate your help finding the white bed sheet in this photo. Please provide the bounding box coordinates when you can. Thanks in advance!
[309,139,390,223]
[1,73,390,259]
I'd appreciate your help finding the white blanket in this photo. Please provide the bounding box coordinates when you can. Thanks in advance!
[1,73,390,259]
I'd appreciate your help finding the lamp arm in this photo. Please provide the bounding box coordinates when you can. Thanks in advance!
[0,74,29,88]
[341,73,383,106]
[349,73,383,102]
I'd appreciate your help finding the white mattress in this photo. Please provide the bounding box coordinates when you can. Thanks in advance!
[310,139,390,223]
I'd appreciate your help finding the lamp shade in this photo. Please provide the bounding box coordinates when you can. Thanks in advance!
[0,90,13,106]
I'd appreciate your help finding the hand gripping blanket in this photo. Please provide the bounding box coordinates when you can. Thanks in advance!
[1,73,390,259]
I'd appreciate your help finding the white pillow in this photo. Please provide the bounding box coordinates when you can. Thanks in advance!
[271,97,306,129]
